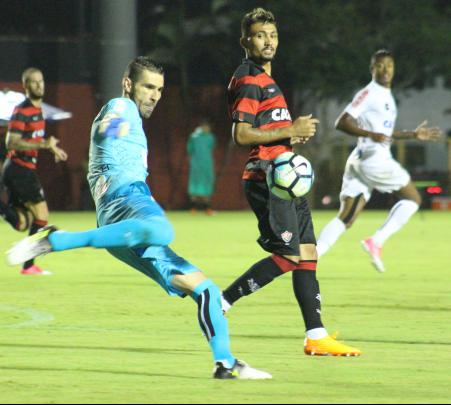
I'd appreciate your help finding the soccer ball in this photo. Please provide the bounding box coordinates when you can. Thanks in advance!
[266,152,315,200]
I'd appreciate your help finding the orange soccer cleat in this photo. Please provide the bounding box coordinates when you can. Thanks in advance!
[304,334,361,357]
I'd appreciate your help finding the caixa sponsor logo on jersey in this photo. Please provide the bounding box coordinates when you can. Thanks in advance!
[271,108,292,121]
[383,120,394,128]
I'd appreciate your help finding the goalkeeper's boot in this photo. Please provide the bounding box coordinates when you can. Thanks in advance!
[7,226,57,266]
[361,237,385,273]
[213,360,272,380]
[304,334,361,357]
[21,265,52,276]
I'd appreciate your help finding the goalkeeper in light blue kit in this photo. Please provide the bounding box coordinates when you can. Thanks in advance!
[7,56,271,380]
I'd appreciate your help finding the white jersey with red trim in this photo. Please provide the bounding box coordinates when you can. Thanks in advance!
[344,80,397,158]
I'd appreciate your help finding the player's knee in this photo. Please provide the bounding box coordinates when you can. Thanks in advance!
[412,195,422,206]
[127,218,174,246]
[339,214,355,228]
[15,221,28,232]
[15,210,31,232]
[283,254,301,264]
[173,272,210,295]
[302,244,318,260]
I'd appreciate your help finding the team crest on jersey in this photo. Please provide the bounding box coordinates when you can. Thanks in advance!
[281,230,293,243]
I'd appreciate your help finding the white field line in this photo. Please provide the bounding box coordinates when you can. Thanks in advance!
[0,305,55,328]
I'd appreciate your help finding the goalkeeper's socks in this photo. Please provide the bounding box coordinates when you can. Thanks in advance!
[49,218,174,251]
[192,279,236,368]
[0,200,20,229]
[222,256,284,305]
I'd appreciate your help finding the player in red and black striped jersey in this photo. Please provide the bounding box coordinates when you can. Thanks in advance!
[0,67,68,276]
[222,8,361,356]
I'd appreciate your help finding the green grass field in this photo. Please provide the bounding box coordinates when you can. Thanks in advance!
[0,210,450,404]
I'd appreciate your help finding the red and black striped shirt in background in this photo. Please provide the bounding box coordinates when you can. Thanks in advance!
[228,58,293,181]
[7,98,46,170]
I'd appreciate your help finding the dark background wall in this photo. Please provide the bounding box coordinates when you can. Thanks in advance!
[1,0,449,210]
[0,79,252,210]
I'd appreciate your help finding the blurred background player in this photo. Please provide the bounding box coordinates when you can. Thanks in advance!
[222,8,361,356]
[0,67,68,275]
[0,125,7,200]
[187,119,216,215]
[316,50,442,272]
[7,57,272,380]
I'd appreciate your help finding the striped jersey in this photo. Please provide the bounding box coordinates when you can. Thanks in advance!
[7,99,46,170]
[228,58,292,181]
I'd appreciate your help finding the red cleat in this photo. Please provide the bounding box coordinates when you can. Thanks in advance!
[20,265,52,276]
[361,238,385,273]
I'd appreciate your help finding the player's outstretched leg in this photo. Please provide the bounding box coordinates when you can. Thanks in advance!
[191,279,272,379]
[316,218,346,257]
[6,218,174,266]
[362,199,419,272]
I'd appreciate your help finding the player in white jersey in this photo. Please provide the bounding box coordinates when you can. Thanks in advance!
[317,49,441,272]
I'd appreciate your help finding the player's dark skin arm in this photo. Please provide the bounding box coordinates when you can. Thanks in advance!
[335,112,389,143]
[6,131,56,151]
[6,131,68,162]
[392,120,442,141]
[233,115,319,146]
[336,113,442,142]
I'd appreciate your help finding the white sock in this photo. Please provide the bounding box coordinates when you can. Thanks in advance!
[306,327,328,340]
[221,295,232,313]
[316,218,346,257]
[372,200,419,247]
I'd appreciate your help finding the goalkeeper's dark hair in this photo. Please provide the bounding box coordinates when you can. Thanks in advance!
[241,8,277,37]
[124,56,164,82]
[370,49,394,67]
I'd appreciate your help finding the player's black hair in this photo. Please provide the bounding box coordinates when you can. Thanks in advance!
[370,49,394,67]
[241,8,277,37]
[124,56,164,82]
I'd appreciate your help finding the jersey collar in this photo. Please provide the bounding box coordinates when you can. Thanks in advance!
[242,58,266,73]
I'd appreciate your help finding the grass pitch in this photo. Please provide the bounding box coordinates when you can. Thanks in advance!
[0,210,450,404]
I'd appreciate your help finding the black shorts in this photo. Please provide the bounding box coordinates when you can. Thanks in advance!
[244,180,316,256]
[2,160,45,207]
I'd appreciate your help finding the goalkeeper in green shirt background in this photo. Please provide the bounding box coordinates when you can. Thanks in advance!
[187,119,216,215]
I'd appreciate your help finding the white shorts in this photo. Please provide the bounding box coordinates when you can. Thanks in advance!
[340,149,411,202]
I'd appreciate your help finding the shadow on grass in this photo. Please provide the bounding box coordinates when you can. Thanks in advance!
[328,303,451,312]
[0,342,203,355]
[0,365,202,380]
[232,335,451,346]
